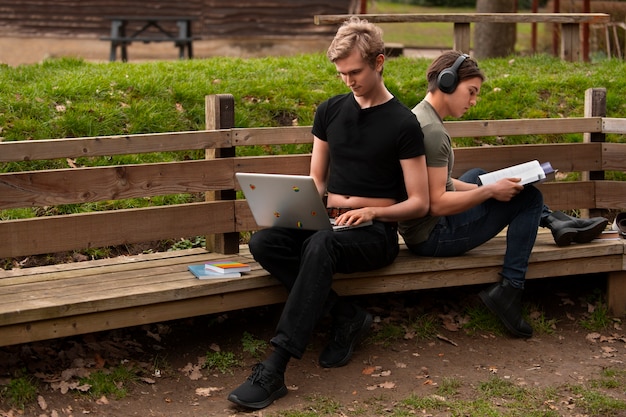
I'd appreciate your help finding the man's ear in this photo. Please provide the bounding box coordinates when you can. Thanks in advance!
[376,53,385,73]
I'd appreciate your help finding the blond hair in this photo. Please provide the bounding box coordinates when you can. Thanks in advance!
[326,16,385,71]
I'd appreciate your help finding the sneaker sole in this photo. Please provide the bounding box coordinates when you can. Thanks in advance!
[319,312,373,368]
[228,384,288,410]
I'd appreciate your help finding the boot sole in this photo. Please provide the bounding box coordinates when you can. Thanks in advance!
[479,289,533,338]
[553,219,608,246]
[573,219,608,243]
[319,312,373,368]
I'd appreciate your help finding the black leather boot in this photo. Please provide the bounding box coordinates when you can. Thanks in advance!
[479,280,533,338]
[540,211,608,246]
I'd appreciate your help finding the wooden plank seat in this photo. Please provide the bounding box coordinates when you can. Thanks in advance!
[1,88,626,348]
[1,232,623,347]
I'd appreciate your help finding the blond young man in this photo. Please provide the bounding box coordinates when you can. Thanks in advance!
[227,17,429,410]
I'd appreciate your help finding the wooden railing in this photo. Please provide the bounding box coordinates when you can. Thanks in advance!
[314,13,611,61]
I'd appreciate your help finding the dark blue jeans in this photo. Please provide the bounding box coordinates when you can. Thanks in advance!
[406,168,544,289]
[249,221,399,359]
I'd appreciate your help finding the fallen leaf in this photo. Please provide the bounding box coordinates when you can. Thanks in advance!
[94,352,105,369]
[362,366,376,375]
[37,395,47,410]
[96,395,109,404]
[195,387,223,397]
[180,363,203,380]
[436,334,458,346]
[586,332,601,342]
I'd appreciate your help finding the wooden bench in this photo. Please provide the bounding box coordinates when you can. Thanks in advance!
[100,16,198,62]
[1,88,625,348]
[314,13,611,61]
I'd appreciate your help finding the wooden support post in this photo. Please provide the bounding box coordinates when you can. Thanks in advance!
[560,23,580,61]
[583,87,606,218]
[607,270,626,316]
[453,22,471,54]
[205,94,239,254]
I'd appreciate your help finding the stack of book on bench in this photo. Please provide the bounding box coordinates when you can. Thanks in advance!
[188,260,251,279]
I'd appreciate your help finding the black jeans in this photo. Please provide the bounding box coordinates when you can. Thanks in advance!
[249,221,398,359]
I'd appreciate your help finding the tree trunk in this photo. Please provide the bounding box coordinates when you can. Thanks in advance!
[474,0,517,59]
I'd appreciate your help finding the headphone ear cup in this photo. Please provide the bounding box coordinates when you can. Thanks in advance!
[437,69,457,94]
[436,53,469,94]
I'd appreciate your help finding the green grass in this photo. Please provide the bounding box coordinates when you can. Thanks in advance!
[0,371,38,410]
[241,331,269,360]
[202,350,242,374]
[2,55,626,148]
[78,365,138,399]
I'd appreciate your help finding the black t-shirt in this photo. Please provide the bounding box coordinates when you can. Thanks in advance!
[312,93,425,201]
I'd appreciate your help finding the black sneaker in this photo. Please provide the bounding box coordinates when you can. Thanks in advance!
[319,306,372,368]
[227,363,288,410]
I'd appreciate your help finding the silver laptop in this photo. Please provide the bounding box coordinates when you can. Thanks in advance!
[235,172,372,231]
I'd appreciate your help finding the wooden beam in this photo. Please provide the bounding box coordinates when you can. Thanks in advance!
[314,13,611,25]
[0,130,232,163]
[0,202,234,258]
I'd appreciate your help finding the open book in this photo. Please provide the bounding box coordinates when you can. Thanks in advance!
[478,160,556,186]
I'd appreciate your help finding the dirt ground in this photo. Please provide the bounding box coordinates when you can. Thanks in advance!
[0,36,442,67]
[1,275,625,417]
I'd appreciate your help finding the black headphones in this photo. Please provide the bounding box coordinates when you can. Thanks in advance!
[437,53,470,94]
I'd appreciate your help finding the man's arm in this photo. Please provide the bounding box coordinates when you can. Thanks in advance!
[452,178,478,191]
[429,166,523,216]
[372,155,430,221]
[309,136,330,198]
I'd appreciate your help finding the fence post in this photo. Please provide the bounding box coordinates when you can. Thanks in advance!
[205,94,239,254]
[583,87,606,218]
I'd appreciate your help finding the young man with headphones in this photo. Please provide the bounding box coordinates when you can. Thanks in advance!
[398,51,607,339]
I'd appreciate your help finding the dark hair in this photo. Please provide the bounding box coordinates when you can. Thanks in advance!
[427,50,484,93]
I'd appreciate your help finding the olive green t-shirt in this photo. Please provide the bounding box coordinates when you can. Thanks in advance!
[398,100,455,245]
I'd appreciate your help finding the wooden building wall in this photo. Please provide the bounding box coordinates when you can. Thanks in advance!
[0,0,357,38]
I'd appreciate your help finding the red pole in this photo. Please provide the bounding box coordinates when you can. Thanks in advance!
[582,0,590,61]
[532,0,538,54]
[360,0,367,14]
[553,0,560,56]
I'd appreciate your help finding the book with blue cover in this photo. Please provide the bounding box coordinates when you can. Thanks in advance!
[187,265,241,279]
